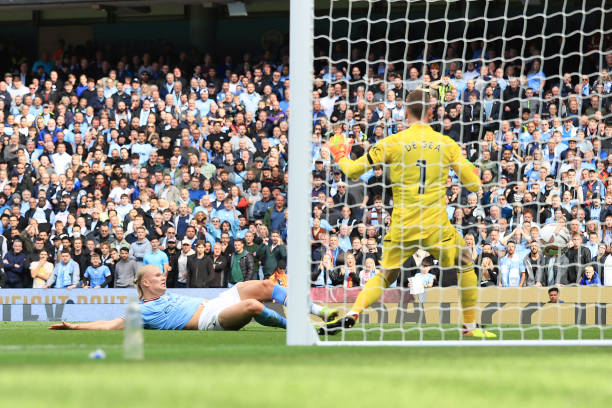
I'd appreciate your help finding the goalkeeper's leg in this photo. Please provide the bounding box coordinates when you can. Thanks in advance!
[318,241,415,335]
[348,268,401,317]
[429,227,496,339]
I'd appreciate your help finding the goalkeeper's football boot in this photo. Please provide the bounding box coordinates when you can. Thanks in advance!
[320,306,339,322]
[462,324,497,339]
[317,315,356,335]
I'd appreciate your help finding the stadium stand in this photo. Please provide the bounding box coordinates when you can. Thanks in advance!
[0,30,610,291]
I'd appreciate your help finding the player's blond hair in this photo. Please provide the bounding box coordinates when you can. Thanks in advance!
[134,266,148,301]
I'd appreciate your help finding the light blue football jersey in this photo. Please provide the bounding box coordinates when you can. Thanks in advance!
[139,292,203,330]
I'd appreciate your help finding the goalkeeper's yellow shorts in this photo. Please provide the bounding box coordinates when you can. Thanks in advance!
[381,224,465,270]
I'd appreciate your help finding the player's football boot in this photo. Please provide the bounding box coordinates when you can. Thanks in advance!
[462,324,497,339]
[319,306,339,322]
[317,315,356,335]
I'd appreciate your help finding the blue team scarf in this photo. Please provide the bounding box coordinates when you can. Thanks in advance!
[55,261,75,288]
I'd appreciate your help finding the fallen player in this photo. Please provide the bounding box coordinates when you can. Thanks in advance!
[50,265,337,331]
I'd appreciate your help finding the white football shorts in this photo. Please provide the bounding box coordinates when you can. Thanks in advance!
[197,286,242,331]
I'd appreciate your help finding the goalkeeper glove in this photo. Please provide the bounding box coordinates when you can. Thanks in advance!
[328,134,354,163]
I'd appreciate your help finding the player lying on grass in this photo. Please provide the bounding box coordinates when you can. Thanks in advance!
[50,265,337,331]
[322,88,495,338]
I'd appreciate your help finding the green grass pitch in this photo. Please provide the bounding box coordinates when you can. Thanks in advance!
[2,322,612,408]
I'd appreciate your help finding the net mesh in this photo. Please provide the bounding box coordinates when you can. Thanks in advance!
[308,0,612,343]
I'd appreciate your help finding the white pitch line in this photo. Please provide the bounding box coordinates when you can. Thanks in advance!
[0,344,122,351]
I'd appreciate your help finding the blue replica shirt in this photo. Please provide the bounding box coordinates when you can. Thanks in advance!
[84,265,111,288]
[143,249,169,273]
[499,254,526,287]
[415,272,434,287]
[140,292,203,330]
[131,143,154,164]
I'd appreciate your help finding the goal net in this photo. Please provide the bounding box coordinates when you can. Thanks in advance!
[287,0,612,345]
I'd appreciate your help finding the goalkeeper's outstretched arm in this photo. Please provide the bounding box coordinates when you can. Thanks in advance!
[449,146,481,193]
[336,155,371,180]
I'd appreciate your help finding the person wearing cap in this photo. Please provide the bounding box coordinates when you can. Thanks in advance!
[139,70,150,83]
[253,155,265,166]
[176,238,195,288]
[311,171,327,199]
[114,247,138,288]
[164,237,180,288]
[582,168,607,201]
[195,88,213,117]
[560,137,581,161]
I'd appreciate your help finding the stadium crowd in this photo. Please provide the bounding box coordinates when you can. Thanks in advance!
[0,40,610,290]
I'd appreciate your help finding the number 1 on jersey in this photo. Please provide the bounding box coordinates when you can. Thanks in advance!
[416,160,426,194]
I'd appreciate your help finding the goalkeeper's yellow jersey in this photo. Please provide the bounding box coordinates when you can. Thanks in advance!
[338,123,481,242]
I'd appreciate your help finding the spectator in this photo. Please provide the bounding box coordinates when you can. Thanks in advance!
[252,186,274,220]
[579,265,601,286]
[142,236,169,275]
[268,259,288,287]
[311,253,337,287]
[479,255,498,287]
[129,226,152,265]
[83,252,112,289]
[0,37,609,299]
[228,238,255,285]
[364,195,390,228]
[256,230,286,279]
[114,247,138,288]
[548,287,563,303]
[209,242,229,287]
[359,257,381,287]
[3,239,26,288]
[565,233,593,284]
[164,237,180,288]
[498,241,526,287]
[45,249,80,289]
[29,249,54,288]
[263,194,286,232]
[339,252,359,288]
[186,240,214,288]
[175,239,194,288]
[524,241,547,286]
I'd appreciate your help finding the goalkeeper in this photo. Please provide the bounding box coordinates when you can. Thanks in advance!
[321,89,495,338]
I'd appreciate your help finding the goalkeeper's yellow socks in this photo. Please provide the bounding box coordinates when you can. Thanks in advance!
[458,266,478,325]
[349,273,390,318]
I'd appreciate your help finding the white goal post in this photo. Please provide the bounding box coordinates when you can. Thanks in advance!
[288,0,612,346]
[287,0,317,346]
